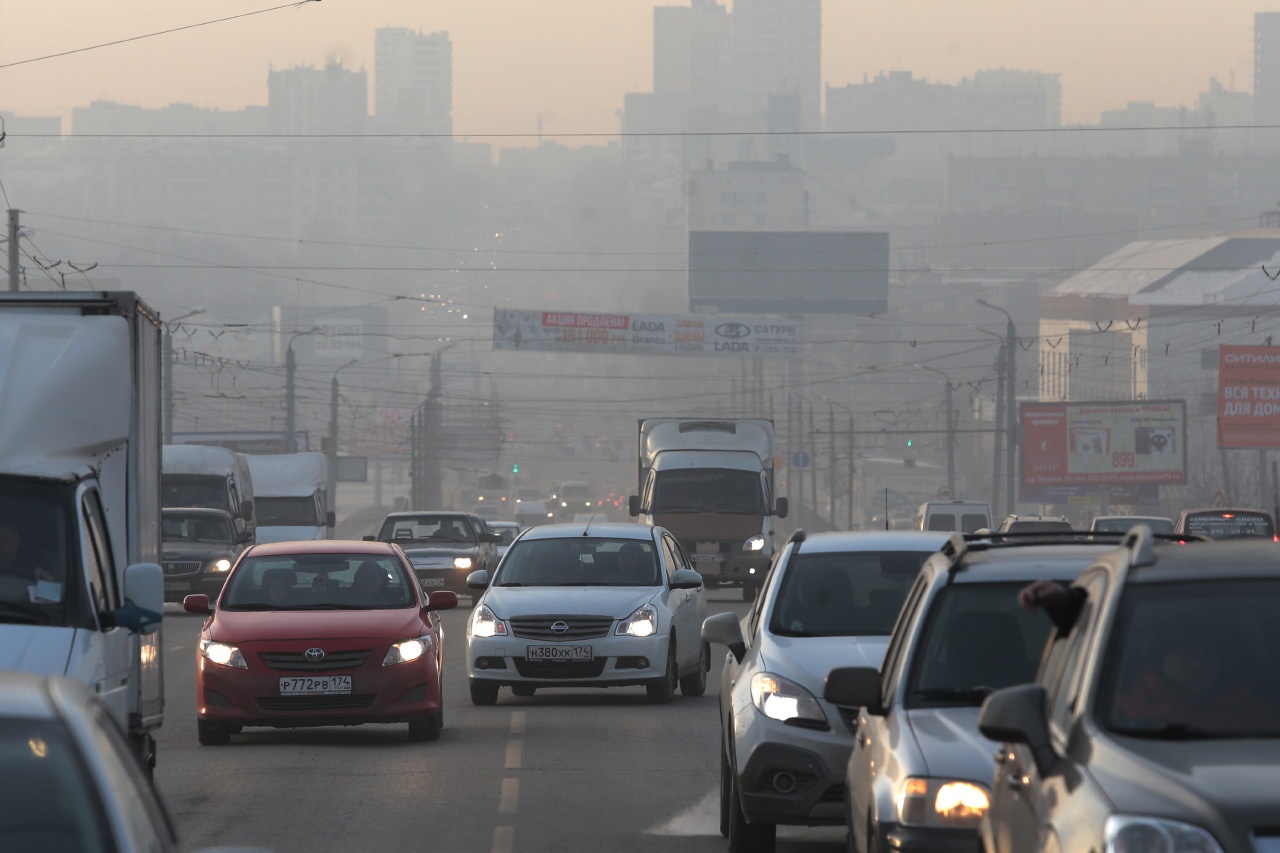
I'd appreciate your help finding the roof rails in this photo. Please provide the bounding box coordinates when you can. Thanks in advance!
[788,529,806,545]
[1121,524,1157,568]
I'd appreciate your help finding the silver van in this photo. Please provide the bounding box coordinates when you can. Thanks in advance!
[915,500,991,533]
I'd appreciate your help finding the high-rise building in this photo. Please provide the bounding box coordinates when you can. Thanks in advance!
[730,0,821,131]
[653,0,731,105]
[375,28,452,136]
[267,60,367,137]
[1255,12,1280,126]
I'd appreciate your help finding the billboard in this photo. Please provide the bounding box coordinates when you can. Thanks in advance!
[492,309,801,359]
[1218,346,1280,449]
[688,231,889,315]
[1021,400,1186,492]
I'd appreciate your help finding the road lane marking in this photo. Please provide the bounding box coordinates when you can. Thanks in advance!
[499,778,519,814]
[509,710,526,735]
[491,826,514,853]
[171,646,185,652]
[505,740,523,770]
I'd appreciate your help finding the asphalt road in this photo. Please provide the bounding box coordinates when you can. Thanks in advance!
[155,591,845,853]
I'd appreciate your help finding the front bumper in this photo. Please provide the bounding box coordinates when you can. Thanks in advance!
[410,567,476,597]
[881,823,980,853]
[162,571,229,603]
[467,632,671,687]
[196,648,441,728]
[735,723,854,826]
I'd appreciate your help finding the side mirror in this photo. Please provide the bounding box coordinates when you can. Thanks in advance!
[466,569,490,590]
[978,685,1057,777]
[823,666,885,715]
[701,611,746,663]
[671,568,703,590]
[115,563,164,635]
[241,500,254,520]
[325,511,336,528]
[481,532,503,544]
[183,593,212,615]
[774,497,789,518]
[628,495,641,517]
[426,590,459,612]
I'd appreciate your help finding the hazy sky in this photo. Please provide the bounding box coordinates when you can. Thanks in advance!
[0,0,1267,138]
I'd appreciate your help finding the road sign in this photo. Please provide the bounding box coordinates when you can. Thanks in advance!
[791,451,811,469]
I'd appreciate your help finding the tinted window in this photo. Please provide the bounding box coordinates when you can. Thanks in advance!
[378,515,475,543]
[255,497,322,526]
[651,468,764,514]
[906,583,1053,707]
[495,538,658,586]
[769,551,931,637]
[961,513,989,533]
[0,479,72,607]
[1180,512,1274,539]
[1099,579,1280,737]
[1091,517,1174,534]
[492,527,519,546]
[161,475,230,512]
[1006,520,1073,534]
[162,512,233,543]
[221,554,415,610]
[926,515,956,532]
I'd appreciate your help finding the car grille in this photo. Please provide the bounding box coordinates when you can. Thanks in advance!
[820,784,845,804]
[256,694,376,712]
[509,616,614,640]
[513,658,609,679]
[258,650,371,672]
[163,561,202,577]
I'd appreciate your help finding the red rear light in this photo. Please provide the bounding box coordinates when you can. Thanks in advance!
[1222,513,1235,519]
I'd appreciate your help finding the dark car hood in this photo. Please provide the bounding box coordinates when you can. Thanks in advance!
[162,541,238,561]
[209,608,425,643]
[1090,734,1280,838]
[906,707,998,785]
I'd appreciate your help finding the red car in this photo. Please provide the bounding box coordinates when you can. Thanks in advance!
[183,539,457,745]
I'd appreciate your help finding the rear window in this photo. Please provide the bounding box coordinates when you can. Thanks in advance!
[1006,520,1073,534]
[1091,517,1173,534]
[769,550,932,637]
[1181,512,1274,540]
[378,515,476,544]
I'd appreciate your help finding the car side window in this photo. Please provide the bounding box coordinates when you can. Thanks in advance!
[748,546,787,642]
[660,535,682,581]
[879,575,930,704]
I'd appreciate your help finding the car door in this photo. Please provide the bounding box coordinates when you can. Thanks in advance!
[660,533,698,670]
[78,489,132,727]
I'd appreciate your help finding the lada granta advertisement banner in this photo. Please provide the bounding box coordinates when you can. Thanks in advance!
[492,308,801,358]
[1021,400,1186,489]
[1218,345,1280,449]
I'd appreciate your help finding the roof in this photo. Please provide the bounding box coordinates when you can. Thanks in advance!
[1130,540,1280,583]
[0,672,63,720]
[517,522,655,542]
[1050,236,1280,306]
[940,542,1117,584]
[244,452,326,496]
[162,443,239,474]
[795,530,954,554]
[243,539,398,558]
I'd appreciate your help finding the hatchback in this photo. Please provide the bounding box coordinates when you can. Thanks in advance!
[184,539,457,744]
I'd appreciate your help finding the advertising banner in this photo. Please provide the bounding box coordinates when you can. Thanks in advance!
[1218,346,1280,449]
[1021,400,1186,491]
[492,309,801,359]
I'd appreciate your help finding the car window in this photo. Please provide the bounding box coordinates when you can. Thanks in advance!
[1180,511,1274,539]
[768,550,931,637]
[880,573,930,705]
[82,492,116,612]
[494,538,659,587]
[747,546,787,642]
[221,554,415,609]
[1098,578,1280,738]
[905,582,1054,707]
[1006,520,1073,533]
[659,536,681,582]
[379,515,476,543]
[961,513,989,533]
[1048,576,1105,734]
[927,514,956,532]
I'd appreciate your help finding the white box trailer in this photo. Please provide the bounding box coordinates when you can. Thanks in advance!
[0,292,164,771]
[244,451,334,543]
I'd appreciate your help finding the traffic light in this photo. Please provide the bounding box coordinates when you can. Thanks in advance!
[905,437,914,448]
[512,462,519,474]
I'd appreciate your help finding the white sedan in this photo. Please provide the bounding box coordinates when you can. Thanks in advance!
[465,522,708,704]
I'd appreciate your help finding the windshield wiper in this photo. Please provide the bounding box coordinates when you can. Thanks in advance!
[495,582,527,587]
[912,686,995,705]
[0,601,53,624]
[771,627,818,637]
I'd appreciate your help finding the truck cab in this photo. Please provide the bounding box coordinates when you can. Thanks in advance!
[162,444,256,544]
[244,452,334,543]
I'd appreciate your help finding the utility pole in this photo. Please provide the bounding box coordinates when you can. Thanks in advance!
[1005,319,1017,514]
[827,402,836,528]
[164,330,174,443]
[992,344,1006,518]
[285,345,297,451]
[944,380,956,498]
[328,374,339,522]
[8,209,19,292]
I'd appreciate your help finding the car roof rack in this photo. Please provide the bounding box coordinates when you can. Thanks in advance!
[1121,523,1157,568]
[788,529,806,545]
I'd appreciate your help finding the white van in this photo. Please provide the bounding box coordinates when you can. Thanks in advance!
[916,500,992,533]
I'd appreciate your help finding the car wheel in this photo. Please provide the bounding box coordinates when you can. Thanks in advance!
[719,737,732,838]
[646,640,677,704]
[741,583,756,601]
[511,685,536,697]
[728,773,776,853]
[408,712,442,742]
[197,719,231,746]
[679,642,709,697]
[469,680,499,706]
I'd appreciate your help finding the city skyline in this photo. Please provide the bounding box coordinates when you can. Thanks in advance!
[0,0,1271,139]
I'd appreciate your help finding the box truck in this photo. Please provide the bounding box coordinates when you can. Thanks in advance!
[162,443,256,544]
[244,451,334,543]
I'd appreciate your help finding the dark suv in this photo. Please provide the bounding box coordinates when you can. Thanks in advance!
[978,527,1280,853]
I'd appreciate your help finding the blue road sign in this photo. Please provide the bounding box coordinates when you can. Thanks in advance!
[791,451,811,469]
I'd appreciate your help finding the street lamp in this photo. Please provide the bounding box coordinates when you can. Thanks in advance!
[919,364,956,499]
[975,299,1018,516]
[284,327,321,452]
[163,307,206,443]
[327,357,360,529]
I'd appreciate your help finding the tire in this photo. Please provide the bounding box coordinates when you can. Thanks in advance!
[679,642,709,697]
[719,737,732,838]
[469,681,499,706]
[728,773,776,853]
[646,640,677,704]
[408,712,442,742]
[196,719,231,746]
[511,685,536,697]
[741,583,756,601]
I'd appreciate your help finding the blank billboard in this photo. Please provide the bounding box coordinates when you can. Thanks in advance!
[688,231,889,315]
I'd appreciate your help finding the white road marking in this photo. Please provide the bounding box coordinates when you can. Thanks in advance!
[499,778,519,814]
[491,826,514,853]
[509,710,526,735]
[170,646,185,652]
[505,740,523,770]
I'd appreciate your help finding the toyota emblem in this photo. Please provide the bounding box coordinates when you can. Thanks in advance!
[304,647,326,662]
[550,621,570,635]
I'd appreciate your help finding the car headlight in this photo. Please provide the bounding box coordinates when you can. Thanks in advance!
[207,559,232,573]
[897,777,989,828]
[199,638,247,669]
[1104,816,1224,853]
[616,603,658,637]
[749,672,826,724]
[383,635,433,666]
[471,604,508,638]
[744,534,766,552]
[454,556,474,570]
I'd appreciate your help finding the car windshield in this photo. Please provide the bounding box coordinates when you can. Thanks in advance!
[1092,517,1174,534]
[0,480,73,610]
[906,582,1052,707]
[256,496,322,526]
[162,512,233,543]
[492,526,519,545]
[221,554,415,610]
[1181,512,1275,539]
[651,468,764,514]
[1099,579,1280,739]
[0,716,114,852]
[495,537,659,586]
[769,551,932,637]
[379,515,476,543]
[161,475,230,513]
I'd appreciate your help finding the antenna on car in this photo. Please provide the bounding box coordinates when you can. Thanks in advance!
[581,514,597,536]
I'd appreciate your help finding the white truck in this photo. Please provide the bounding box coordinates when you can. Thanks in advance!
[628,418,787,599]
[0,291,165,771]
[162,444,256,544]
[244,451,334,543]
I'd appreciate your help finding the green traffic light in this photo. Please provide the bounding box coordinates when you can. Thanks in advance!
[906,438,913,447]
[512,462,519,474]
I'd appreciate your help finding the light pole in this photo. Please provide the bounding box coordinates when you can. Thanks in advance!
[328,358,359,528]
[976,299,1018,516]
[919,364,956,499]
[283,327,321,452]
[162,307,205,443]
[828,398,856,529]
[969,325,1006,516]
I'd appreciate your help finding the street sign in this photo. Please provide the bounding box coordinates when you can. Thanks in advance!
[791,451,811,470]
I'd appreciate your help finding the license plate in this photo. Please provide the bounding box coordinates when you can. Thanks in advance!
[164,581,190,592]
[527,645,593,662]
[420,577,445,587]
[690,553,724,563]
[279,676,352,696]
